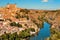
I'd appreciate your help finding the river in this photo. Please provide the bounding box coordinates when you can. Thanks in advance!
[30,22,51,40]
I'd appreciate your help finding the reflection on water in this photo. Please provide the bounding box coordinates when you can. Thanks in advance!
[30,22,50,40]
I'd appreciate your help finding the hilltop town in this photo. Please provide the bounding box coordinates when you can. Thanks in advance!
[0,4,60,40]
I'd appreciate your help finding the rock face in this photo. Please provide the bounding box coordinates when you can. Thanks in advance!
[0,4,39,37]
[0,4,60,40]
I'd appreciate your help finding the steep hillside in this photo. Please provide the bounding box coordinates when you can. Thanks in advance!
[0,4,60,40]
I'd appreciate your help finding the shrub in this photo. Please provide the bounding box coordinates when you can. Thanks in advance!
[28,28,35,32]
[10,22,22,28]
[38,16,41,20]
[19,30,31,38]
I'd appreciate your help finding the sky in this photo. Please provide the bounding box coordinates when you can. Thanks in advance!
[0,0,60,10]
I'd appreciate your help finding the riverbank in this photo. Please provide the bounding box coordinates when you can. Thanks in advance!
[30,22,51,40]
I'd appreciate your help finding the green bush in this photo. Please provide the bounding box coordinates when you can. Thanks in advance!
[38,16,41,20]
[19,30,31,38]
[28,28,35,32]
[10,22,16,26]
[10,22,22,28]
[47,28,60,40]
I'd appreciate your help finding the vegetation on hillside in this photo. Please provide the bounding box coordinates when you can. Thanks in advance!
[46,28,60,40]
[10,22,22,28]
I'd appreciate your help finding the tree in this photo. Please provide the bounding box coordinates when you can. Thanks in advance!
[47,28,60,40]
[10,22,22,28]
[38,16,41,20]
[28,28,35,32]
[19,30,31,38]
[10,22,16,26]
[16,23,22,28]
[15,13,21,19]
